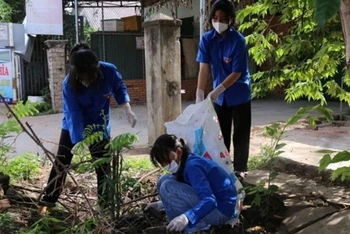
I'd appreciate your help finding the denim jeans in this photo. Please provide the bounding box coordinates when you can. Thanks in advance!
[157,174,232,233]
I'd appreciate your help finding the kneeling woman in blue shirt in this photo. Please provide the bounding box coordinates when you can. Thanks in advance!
[145,134,237,233]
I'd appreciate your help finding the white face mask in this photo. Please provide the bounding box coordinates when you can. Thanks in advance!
[164,160,179,174]
[80,80,91,87]
[212,21,229,34]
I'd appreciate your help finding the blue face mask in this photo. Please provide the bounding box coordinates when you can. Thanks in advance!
[164,160,179,174]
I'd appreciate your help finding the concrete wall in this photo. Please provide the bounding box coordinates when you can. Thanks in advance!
[44,40,68,112]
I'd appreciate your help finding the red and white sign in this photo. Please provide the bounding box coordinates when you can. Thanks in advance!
[0,49,14,103]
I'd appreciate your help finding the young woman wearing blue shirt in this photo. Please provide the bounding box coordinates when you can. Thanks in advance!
[145,134,237,233]
[39,43,137,208]
[196,0,251,176]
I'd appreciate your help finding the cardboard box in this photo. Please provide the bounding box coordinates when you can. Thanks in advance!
[101,19,124,32]
[121,15,142,31]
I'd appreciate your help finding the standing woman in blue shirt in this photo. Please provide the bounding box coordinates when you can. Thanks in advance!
[196,0,251,176]
[39,43,137,208]
[145,134,237,233]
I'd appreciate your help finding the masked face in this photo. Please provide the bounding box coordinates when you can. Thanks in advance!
[164,160,179,174]
[212,9,231,34]
[212,21,229,34]
[80,80,91,87]
[77,72,96,88]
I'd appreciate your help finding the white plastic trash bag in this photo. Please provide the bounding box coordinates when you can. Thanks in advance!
[165,99,245,221]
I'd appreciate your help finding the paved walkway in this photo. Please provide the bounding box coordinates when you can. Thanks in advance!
[0,99,342,159]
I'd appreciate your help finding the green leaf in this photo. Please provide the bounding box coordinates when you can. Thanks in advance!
[319,154,331,172]
[316,149,336,154]
[252,193,261,207]
[314,0,341,26]
[110,133,139,152]
[331,167,350,181]
[276,143,286,150]
[316,106,333,121]
[286,114,302,125]
[265,124,280,137]
[308,116,318,129]
[270,171,279,180]
[268,184,279,193]
[330,151,350,163]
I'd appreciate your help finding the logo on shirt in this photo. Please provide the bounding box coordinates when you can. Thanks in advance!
[223,57,232,63]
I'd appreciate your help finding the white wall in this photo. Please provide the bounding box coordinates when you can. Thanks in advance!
[145,0,200,37]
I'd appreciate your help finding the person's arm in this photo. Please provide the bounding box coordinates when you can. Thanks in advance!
[207,38,248,101]
[111,67,131,105]
[196,36,211,103]
[196,63,211,102]
[62,82,84,144]
[111,67,137,127]
[183,166,217,227]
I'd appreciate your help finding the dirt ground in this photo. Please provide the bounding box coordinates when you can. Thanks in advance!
[249,120,350,169]
[2,113,350,233]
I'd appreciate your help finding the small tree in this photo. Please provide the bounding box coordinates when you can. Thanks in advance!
[235,0,348,104]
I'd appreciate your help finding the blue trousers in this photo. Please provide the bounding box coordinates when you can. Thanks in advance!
[157,174,232,233]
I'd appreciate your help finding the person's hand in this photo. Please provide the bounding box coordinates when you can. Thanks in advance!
[207,84,225,102]
[144,201,164,211]
[167,214,189,232]
[196,88,205,103]
[123,103,137,128]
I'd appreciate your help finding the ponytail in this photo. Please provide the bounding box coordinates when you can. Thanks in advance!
[176,138,191,182]
[150,134,192,182]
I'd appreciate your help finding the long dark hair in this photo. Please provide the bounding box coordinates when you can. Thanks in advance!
[68,43,99,93]
[150,134,191,182]
[209,0,236,28]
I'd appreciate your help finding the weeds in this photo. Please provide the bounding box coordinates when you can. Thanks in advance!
[247,105,333,219]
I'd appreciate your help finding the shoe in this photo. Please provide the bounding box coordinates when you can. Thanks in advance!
[235,171,247,181]
[37,200,56,208]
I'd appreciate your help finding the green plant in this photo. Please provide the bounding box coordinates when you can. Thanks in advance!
[0,0,14,22]
[71,151,94,174]
[318,150,350,181]
[0,212,15,228]
[248,104,333,218]
[0,100,38,175]
[83,20,96,45]
[70,217,100,233]
[23,216,66,234]
[4,153,42,181]
[104,133,139,221]
[235,0,347,105]
[33,86,54,114]
[248,145,274,171]
[73,112,139,228]
[123,157,154,173]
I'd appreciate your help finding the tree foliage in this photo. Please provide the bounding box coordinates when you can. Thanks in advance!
[0,0,25,23]
[235,0,347,104]
[0,0,13,22]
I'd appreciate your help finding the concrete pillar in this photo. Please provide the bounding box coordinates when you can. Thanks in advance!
[44,40,68,112]
[143,14,182,145]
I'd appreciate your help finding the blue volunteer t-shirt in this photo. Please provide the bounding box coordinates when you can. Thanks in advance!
[196,28,251,106]
[61,61,130,144]
[182,154,237,228]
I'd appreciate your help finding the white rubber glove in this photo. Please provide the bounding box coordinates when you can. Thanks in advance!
[123,103,137,128]
[196,88,205,103]
[144,201,164,211]
[167,214,189,232]
[207,84,226,102]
